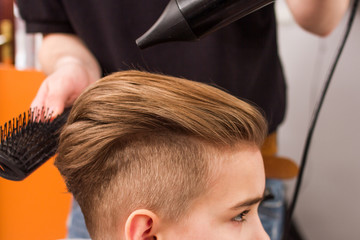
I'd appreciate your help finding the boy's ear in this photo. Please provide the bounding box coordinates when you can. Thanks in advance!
[125,209,160,240]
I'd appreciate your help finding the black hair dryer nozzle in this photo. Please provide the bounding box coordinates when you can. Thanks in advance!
[136,0,274,49]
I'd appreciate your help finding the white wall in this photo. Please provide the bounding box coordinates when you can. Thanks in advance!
[13,3,42,70]
[275,1,360,239]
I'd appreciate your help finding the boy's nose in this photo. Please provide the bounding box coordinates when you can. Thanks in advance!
[254,216,270,240]
[256,226,270,240]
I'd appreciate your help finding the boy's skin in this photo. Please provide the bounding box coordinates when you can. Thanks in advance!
[123,144,269,240]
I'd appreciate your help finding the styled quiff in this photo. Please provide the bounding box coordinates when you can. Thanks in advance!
[55,70,267,239]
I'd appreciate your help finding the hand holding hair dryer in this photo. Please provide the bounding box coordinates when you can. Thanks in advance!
[136,0,274,49]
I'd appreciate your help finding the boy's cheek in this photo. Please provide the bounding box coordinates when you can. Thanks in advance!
[162,221,241,240]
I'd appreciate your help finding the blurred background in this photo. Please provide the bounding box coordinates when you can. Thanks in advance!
[276,1,360,239]
[0,1,70,240]
[0,0,359,239]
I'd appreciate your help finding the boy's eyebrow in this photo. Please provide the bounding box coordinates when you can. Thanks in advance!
[230,190,266,210]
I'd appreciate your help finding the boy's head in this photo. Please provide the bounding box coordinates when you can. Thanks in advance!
[55,70,269,240]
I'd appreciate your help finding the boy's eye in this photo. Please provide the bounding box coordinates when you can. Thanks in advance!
[232,210,250,222]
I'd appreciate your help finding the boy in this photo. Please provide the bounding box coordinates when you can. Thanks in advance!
[55,70,270,240]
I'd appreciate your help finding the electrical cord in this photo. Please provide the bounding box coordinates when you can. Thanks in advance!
[282,0,359,239]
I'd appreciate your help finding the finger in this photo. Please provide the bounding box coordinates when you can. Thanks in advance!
[30,82,48,110]
[46,85,69,117]
[50,103,65,120]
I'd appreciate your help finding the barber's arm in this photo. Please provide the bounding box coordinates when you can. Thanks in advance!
[32,33,101,116]
[286,0,350,36]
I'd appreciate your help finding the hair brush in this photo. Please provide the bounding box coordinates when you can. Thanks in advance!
[0,108,70,181]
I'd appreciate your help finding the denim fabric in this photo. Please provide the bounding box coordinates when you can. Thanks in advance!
[67,200,91,239]
[67,179,285,239]
[259,179,286,240]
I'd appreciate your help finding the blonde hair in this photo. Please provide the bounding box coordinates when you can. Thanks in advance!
[55,70,267,238]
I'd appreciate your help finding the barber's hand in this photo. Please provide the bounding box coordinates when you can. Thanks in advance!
[31,62,97,117]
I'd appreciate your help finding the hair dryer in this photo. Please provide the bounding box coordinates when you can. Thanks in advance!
[136,0,274,49]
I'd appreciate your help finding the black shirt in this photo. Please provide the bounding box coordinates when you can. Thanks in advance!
[17,0,286,133]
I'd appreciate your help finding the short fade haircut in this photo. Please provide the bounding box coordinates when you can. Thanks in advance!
[55,70,267,239]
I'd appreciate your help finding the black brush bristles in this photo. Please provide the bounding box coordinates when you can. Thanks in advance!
[0,107,70,181]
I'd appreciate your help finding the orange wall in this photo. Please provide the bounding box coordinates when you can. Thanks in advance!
[0,66,71,240]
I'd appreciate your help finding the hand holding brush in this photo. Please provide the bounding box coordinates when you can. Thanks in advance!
[0,37,102,181]
[0,108,70,181]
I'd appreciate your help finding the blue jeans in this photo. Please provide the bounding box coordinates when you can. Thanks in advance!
[67,200,91,239]
[259,179,286,240]
[67,179,285,239]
